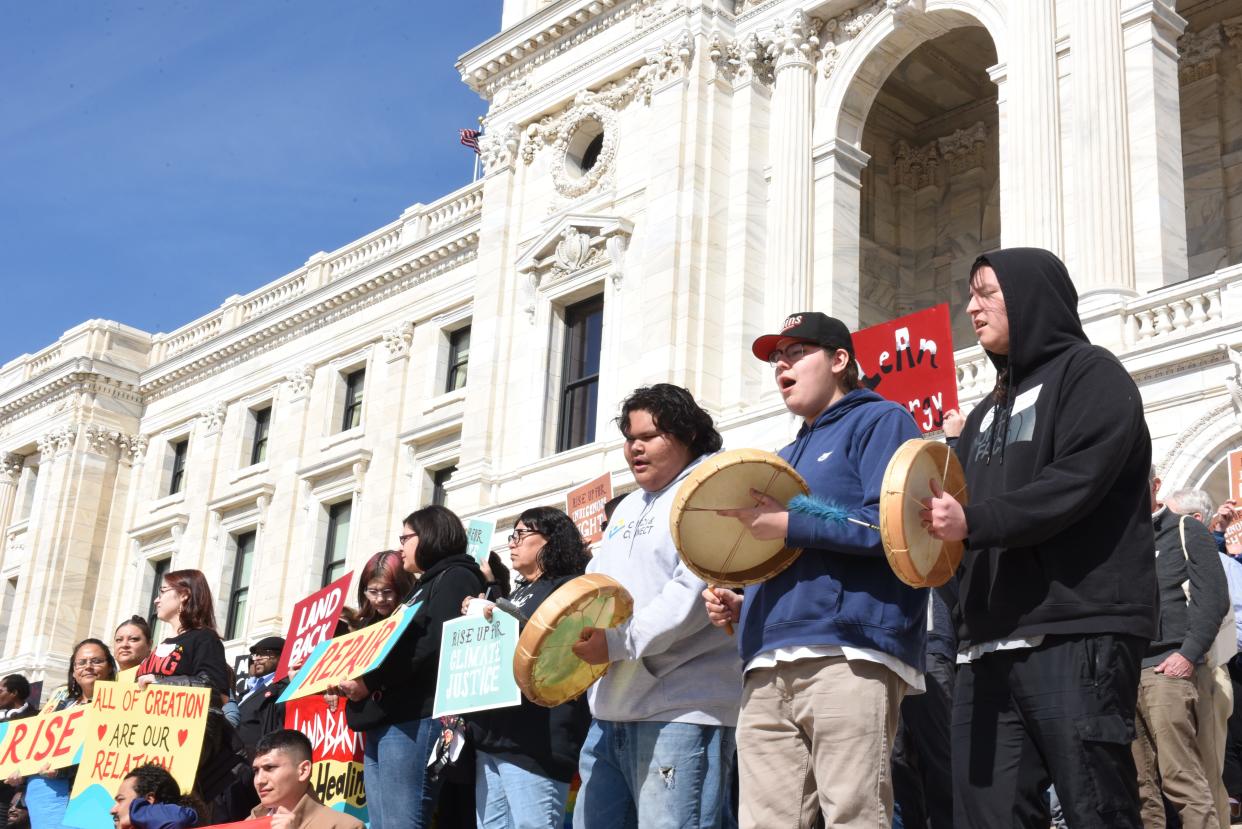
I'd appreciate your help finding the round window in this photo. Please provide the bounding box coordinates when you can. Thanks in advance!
[564,120,606,180]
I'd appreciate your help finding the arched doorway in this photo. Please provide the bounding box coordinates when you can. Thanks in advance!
[856,27,999,348]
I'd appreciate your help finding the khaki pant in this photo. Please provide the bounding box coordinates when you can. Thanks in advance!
[1195,664,1234,829]
[1132,667,1219,829]
[736,655,905,829]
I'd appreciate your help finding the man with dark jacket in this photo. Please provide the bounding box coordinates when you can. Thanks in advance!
[236,636,289,757]
[922,248,1158,828]
[1137,477,1228,828]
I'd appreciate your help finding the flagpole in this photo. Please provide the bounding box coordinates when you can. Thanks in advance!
[473,115,484,183]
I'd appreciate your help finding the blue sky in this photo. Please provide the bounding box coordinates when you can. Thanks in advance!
[0,1,504,365]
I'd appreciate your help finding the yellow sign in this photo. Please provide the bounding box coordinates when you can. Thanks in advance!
[0,704,89,777]
[67,682,210,818]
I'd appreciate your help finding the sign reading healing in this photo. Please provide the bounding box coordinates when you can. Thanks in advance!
[0,705,88,778]
[63,682,210,829]
[567,473,613,545]
[279,601,421,703]
[432,613,522,718]
[853,303,959,433]
[285,696,367,822]
[465,518,496,567]
[276,573,352,681]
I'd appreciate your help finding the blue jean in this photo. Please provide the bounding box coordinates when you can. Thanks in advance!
[573,719,736,829]
[363,717,443,829]
[475,750,570,829]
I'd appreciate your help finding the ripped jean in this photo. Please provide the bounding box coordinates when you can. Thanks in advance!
[573,719,736,829]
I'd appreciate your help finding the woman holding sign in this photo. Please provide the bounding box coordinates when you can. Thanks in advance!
[463,507,591,829]
[25,638,116,829]
[339,505,485,829]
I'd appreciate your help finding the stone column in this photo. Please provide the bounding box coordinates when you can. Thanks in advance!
[1003,0,1063,252]
[811,139,871,329]
[0,454,23,543]
[765,10,818,325]
[1122,1,1188,292]
[1070,0,1137,296]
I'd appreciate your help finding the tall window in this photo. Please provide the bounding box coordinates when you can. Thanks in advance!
[225,532,256,640]
[432,466,456,507]
[557,296,604,452]
[168,439,188,495]
[341,369,365,432]
[322,501,351,586]
[250,407,271,465]
[446,327,471,392]
[147,558,171,630]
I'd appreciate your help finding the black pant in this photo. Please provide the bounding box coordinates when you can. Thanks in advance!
[952,633,1146,829]
[1224,656,1242,799]
[893,652,955,829]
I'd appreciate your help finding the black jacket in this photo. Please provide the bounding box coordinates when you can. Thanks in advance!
[1148,509,1228,668]
[467,575,590,782]
[235,675,289,756]
[954,248,1157,645]
[346,554,484,731]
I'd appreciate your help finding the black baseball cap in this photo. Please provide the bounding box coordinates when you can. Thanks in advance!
[751,312,855,361]
[249,636,286,655]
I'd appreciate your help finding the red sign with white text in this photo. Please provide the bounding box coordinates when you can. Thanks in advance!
[285,696,366,815]
[567,473,613,545]
[853,304,959,433]
[275,574,352,681]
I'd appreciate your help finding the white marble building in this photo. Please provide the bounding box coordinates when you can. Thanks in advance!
[1,0,1240,683]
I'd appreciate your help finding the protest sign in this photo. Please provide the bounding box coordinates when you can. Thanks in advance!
[64,682,210,829]
[465,518,496,566]
[285,696,367,821]
[567,473,612,545]
[278,601,421,703]
[1226,516,1242,557]
[0,704,88,778]
[276,573,352,681]
[1229,449,1242,503]
[432,613,521,718]
[853,304,959,433]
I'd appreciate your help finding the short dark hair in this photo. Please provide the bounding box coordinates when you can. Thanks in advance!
[254,729,313,765]
[163,570,219,634]
[516,507,590,581]
[403,505,469,571]
[616,384,722,459]
[1,674,30,701]
[123,763,181,804]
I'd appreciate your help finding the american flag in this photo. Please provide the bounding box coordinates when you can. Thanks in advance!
[459,128,481,154]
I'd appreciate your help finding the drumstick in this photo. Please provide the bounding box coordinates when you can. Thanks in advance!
[493,598,530,623]
[710,584,735,637]
[786,495,880,532]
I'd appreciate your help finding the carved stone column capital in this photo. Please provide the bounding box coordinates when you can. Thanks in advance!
[198,401,228,435]
[382,322,415,361]
[0,453,24,483]
[1179,23,1223,83]
[285,365,315,400]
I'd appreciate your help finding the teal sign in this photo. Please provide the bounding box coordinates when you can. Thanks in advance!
[432,613,522,718]
[465,518,496,566]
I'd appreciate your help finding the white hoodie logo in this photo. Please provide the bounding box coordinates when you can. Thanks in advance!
[817,452,832,462]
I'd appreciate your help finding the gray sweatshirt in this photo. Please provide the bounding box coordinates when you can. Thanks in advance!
[587,455,743,726]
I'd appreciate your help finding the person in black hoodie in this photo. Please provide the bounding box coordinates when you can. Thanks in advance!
[461,506,591,829]
[338,505,484,829]
[921,248,1157,828]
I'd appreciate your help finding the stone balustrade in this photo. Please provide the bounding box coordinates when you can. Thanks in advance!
[151,313,225,363]
[1119,267,1236,347]
[240,272,308,323]
[423,182,484,237]
[327,224,404,280]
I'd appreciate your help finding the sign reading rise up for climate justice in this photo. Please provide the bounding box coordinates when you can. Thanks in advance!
[64,683,210,829]
[432,614,521,718]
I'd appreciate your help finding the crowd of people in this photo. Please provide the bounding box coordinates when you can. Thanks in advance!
[2,245,1241,829]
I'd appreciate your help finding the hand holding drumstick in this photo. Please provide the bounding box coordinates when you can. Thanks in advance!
[702,588,741,633]
[919,478,968,542]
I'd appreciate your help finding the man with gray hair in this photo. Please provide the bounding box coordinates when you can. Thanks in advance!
[1167,488,1242,824]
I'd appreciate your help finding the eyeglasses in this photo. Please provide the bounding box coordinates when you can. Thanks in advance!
[398,532,417,545]
[365,588,396,600]
[157,586,177,596]
[73,658,108,668]
[766,342,820,366]
[507,528,542,545]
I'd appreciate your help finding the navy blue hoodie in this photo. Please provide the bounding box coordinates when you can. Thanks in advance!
[737,389,927,670]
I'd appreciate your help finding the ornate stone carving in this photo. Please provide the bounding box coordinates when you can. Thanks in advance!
[1226,345,1242,424]
[382,322,415,360]
[553,229,601,276]
[38,424,77,458]
[517,215,634,319]
[891,139,940,189]
[1179,23,1223,84]
[1,453,24,483]
[285,365,315,399]
[198,401,228,434]
[707,32,773,85]
[635,0,677,30]
[84,425,116,456]
[821,0,911,79]
[771,9,821,73]
[115,433,148,462]
[937,122,988,175]
[478,122,521,174]
[1224,16,1242,49]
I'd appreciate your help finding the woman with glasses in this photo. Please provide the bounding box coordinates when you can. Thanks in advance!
[24,638,116,829]
[338,505,485,829]
[463,506,592,829]
[354,551,415,630]
[113,616,153,676]
[137,570,245,820]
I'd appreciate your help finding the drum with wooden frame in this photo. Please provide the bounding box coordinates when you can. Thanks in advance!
[879,438,967,588]
[513,573,633,708]
[669,448,811,587]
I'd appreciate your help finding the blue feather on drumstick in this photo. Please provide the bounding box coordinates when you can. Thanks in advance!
[786,494,881,531]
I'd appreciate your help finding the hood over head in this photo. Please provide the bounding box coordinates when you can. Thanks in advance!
[971,247,1087,379]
